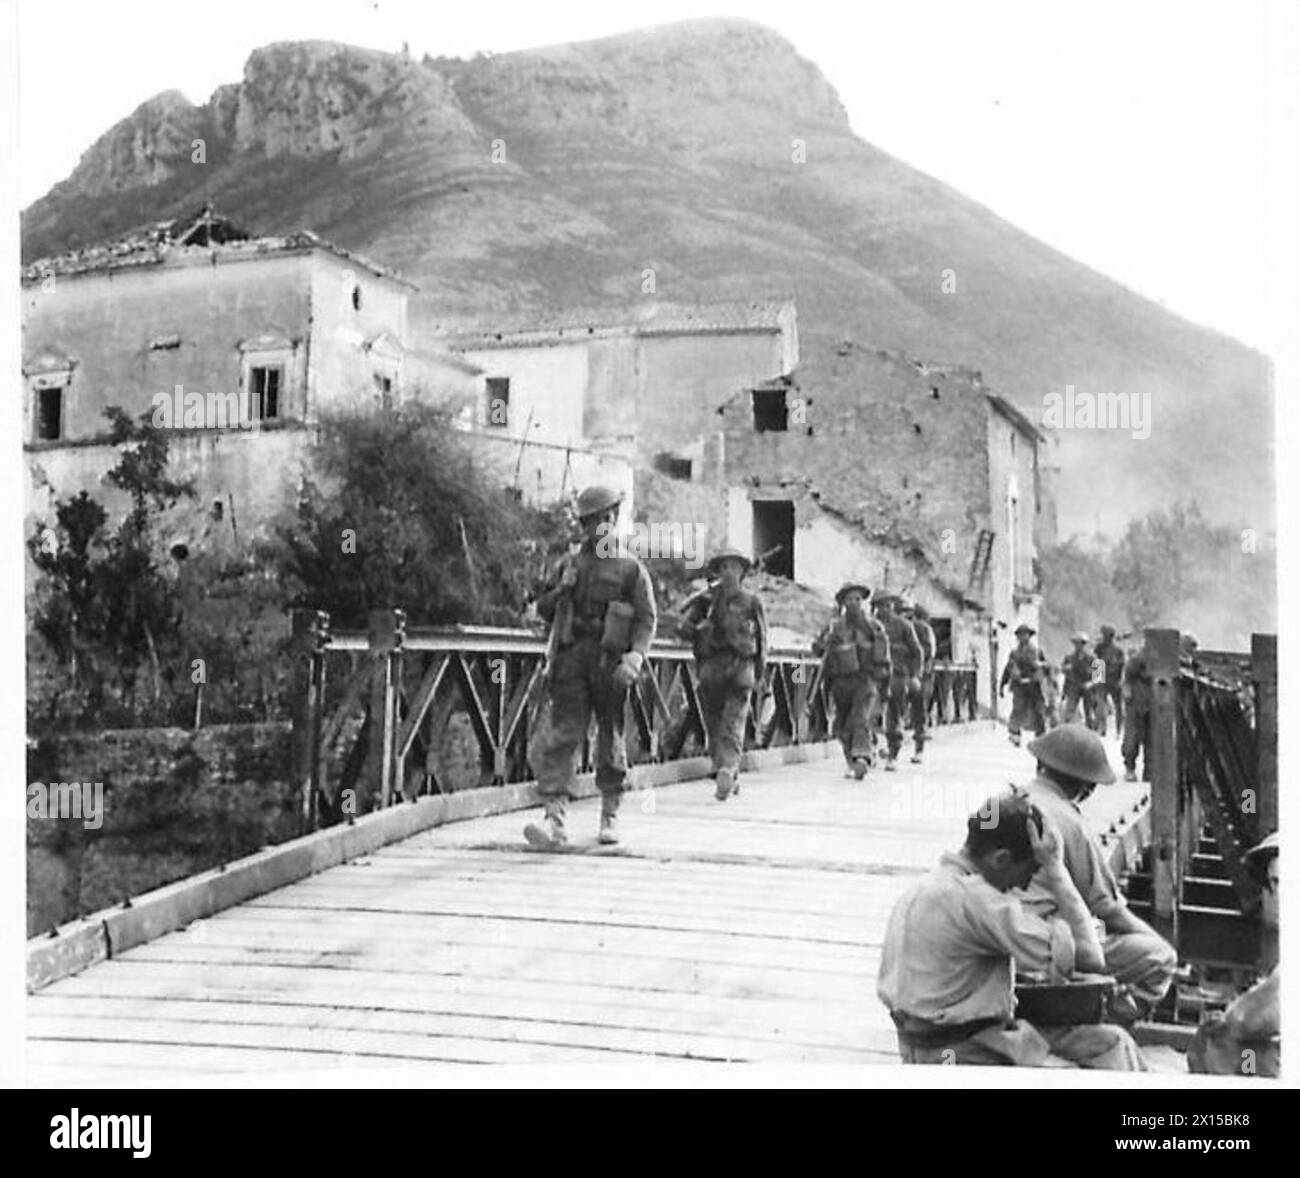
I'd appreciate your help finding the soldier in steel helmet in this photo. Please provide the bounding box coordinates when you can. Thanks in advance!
[1093,624,1126,738]
[1189,832,1279,1077]
[877,790,1148,1069]
[813,583,891,779]
[1019,724,1177,1019]
[1060,632,1103,730]
[524,485,656,849]
[678,547,768,801]
[1121,634,1153,781]
[899,600,937,763]
[998,623,1047,745]
[874,594,924,771]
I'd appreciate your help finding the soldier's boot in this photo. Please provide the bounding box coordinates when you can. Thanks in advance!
[1124,767,1138,783]
[1008,730,1021,747]
[597,793,621,844]
[715,767,736,801]
[524,795,568,851]
[884,751,898,772]
[851,757,869,781]
[910,738,925,764]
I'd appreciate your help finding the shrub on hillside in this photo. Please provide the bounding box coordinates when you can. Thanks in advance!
[274,403,569,627]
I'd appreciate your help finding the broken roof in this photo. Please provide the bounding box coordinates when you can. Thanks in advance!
[714,340,1045,442]
[22,204,415,288]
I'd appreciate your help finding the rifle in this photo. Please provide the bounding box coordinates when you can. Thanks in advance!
[536,555,578,691]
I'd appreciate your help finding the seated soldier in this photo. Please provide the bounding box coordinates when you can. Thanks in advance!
[1189,832,1280,1078]
[1019,725,1178,1020]
[878,790,1148,1069]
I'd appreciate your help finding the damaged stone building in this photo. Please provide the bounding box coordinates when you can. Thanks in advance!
[21,208,430,533]
[426,300,797,517]
[20,209,792,541]
[688,339,1054,708]
[22,210,1052,711]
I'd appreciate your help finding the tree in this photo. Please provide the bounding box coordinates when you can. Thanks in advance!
[1039,500,1276,652]
[275,404,568,626]
[1037,536,1126,648]
[28,408,194,725]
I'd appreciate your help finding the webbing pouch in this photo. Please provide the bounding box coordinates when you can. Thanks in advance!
[601,600,635,653]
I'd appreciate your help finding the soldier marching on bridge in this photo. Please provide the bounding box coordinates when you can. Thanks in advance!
[524,484,656,850]
[875,594,925,771]
[1000,622,1048,745]
[678,547,768,801]
[900,600,937,763]
[813,583,891,779]
[1060,632,1105,729]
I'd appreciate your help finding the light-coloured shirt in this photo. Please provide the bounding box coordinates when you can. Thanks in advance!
[1021,775,1127,921]
[877,850,1077,1024]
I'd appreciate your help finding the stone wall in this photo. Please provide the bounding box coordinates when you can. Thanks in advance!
[26,723,295,937]
[717,339,995,596]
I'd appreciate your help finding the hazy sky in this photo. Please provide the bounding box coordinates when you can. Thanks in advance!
[13,0,1295,355]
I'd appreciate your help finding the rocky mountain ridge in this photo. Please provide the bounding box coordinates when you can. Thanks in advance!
[21,19,1274,539]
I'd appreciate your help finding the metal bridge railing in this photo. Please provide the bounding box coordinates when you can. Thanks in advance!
[1143,629,1276,966]
[289,610,979,833]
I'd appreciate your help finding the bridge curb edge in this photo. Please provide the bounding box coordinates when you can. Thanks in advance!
[27,737,857,993]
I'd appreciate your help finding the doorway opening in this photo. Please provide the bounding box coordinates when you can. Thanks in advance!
[752,499,794,578]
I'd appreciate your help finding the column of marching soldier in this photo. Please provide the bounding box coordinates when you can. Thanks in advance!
[520,486,1267,1072]
[521,485,942,852]
[999,621,1194,783]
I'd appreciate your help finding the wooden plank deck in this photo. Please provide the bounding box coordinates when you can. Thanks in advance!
[26,723,1163,1083]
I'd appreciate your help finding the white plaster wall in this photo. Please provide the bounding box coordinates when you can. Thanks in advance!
[453,342,590,448]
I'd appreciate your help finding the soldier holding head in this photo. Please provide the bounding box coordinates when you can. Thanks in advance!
[999,623,1047,745]
[679,547,768,801]
[524,485,656,849]
[813,583,891,779]
[874,594,924,771]
[878,789,1148,1069]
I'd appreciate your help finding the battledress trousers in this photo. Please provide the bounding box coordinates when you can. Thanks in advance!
[528,548,656,837]
[815,613,889,772]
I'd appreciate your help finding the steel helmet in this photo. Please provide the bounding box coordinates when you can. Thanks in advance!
[1244,831,1279,869]
[1027,724,1117,785]
[1071,631,1089,644]
[708,547,753,575]
[836,583,873,606]
[1243,831,1279,889]
[575,484,623,520]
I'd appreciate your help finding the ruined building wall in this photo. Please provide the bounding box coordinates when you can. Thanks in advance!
[717,341,996,600]
[22,254,312,440]
[633,331,789,466]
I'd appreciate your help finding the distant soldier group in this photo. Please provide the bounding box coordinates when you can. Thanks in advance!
[524,488,1202,1074]
[999,624,1201,784]
[811,585,940,778]
[524,486,955,846]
